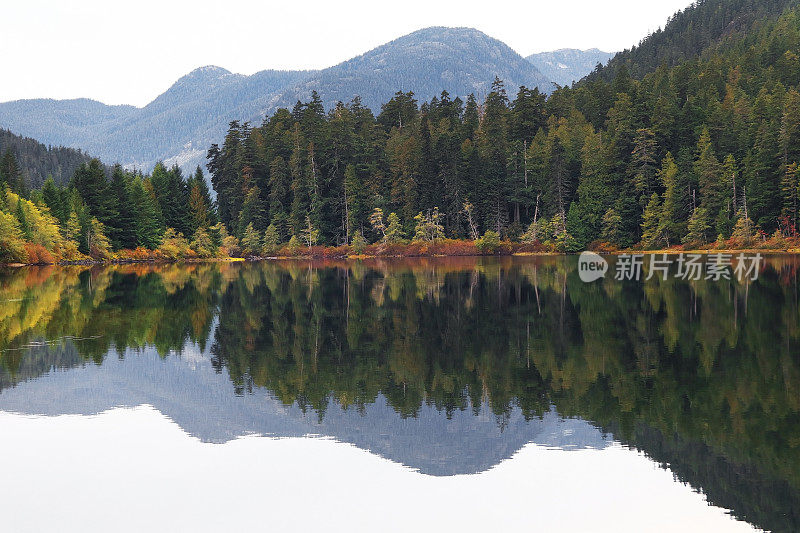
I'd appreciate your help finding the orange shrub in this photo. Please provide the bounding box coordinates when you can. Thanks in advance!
[23,243,54,264]
[116,247,165,261]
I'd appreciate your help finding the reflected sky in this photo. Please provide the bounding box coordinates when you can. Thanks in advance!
[0,405,755,533]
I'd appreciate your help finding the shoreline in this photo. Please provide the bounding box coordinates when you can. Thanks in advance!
[2,247,799,268]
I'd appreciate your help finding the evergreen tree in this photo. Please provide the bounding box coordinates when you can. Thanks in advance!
[188,166,215,231]
[781,162,799,232]
[237,186,268,238]
[683,207,711,245]
[262,223,281,255]
[384,212,405,244]
[601,208,623,245]
[657,153,682,245]
[0,150,22,193]
[641,193,663,247]
[241,222,262,255]
[41,177,67,224]
[129,177,163,249]
[109,166,137,250]
[71,159,114,226]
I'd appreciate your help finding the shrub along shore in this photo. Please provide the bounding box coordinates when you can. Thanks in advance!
[3,234,800,267]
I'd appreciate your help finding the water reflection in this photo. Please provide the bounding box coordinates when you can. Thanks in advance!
[1,256,799,532]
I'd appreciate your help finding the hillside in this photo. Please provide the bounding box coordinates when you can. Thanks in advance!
[526,48,613,87]
[0,128,106,188]
[588,0,799,82]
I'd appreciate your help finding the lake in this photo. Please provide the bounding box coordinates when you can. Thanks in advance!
[0,256,798,532]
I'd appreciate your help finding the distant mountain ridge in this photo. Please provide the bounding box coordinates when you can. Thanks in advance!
[0,27,554,177]
[0,128,110,188]
[526,48,613,87]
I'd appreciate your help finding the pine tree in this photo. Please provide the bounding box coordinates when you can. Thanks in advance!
[569,130,610,247]
[344,164,366,240]
[631,128,658,203]
[262,223,281,256]
[129,177,163,249]
[41,177,66,224]
[695,127,724,219]
[71,159,114,225]
[781,162,799,232]
[683,207,711,245]
[601,208,623,245]
[782,89,800,168]
[237,186,267,237]
[151,164,192,238]
[188,166,215,232]
[384,212,405,244]
[241,222,262,256]
[350,230,367,254]
[479,77,510,234]
[268,156,289,229]
[0,150,22,193]
[109,166,137,250]
[717,154,738,237]
[641,193,663,247]
[15,198,31,240]
[657,152,681,245]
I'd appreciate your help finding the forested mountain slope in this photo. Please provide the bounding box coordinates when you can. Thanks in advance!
[0,128,107,189]
[588,0,798,81]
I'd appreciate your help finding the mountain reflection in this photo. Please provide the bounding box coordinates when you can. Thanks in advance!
[1,256,799,532]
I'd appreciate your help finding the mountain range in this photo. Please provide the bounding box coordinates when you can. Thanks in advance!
[526,48,613,87]
[0,27,609,181]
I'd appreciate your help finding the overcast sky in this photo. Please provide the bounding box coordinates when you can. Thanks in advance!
[2,0,691,107]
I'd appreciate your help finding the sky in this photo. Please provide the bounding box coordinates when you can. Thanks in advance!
[2,0,692,107]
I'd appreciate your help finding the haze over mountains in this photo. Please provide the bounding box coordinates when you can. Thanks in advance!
[526,48,614,87]
[0,27,610,180]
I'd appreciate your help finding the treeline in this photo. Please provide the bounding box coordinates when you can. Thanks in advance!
[208,1,800,253]
[0,155,226,263]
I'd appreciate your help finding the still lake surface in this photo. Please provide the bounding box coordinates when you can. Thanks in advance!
[0,256,798,532]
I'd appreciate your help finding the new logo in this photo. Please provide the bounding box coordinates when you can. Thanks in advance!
[578,251,608,282]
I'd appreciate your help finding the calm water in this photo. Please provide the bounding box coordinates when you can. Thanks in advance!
[1,256,798,532]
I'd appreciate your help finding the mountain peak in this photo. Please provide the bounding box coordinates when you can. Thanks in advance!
[174,65,236,86]
[274,25,552,113]
[185,65,232,77]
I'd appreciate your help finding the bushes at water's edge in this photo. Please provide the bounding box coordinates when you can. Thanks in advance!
[7,235,800,265]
